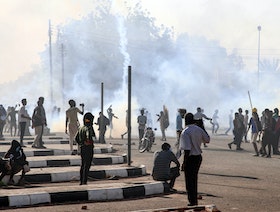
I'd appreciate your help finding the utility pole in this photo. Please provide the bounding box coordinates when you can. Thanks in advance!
[257,25,261,90]
[60,43,65,103]
[49,20,54,105]
[100,82,104,144]
[127,66,131,166]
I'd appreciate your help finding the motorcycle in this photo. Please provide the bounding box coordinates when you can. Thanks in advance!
[139,127,156,153]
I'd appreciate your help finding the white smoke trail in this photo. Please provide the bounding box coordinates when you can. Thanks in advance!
[117,15,131,93]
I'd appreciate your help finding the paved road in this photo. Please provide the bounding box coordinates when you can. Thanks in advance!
[2,133,280,212]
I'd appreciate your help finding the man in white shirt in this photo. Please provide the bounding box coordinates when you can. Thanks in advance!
[179,113,210,206]
[18,99,31,147]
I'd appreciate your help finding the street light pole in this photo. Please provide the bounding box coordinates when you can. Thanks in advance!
[257,25,261,89]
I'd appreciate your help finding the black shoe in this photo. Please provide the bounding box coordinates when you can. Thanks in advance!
[228,143,232,149]
[236,147,243,151]
[169,188,177,192]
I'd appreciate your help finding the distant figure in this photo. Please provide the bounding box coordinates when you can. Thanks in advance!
[107,105,118,139]
[211,109,219,134]
[0,105,7,138]
[175,108,186,158]
[273,108,280,155]
[65,100,84,155]
[96,112,109,144]
[157,111,167,141]
[137,108,147,141]
[152,142,180,192]
[75,113,96,185]
[6,106,18,137]
[237,108,246,142]
[247,108,261,156]
[145,110,153,128]
[225,110,233,135]
[157,105,169,141]
[228,112,243,151]
[18,99,32,147]
[31,97,47,149]
[121,110,128,139]
[243,109,249,142]
[194,107,211,147]
[261,109,275,158]
[4,107,10,134]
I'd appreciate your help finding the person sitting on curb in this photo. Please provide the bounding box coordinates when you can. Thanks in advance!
[152,142,180,192]
[1,140,29,186]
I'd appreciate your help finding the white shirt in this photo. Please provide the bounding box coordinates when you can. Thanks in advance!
[18,106,30,123]
[179,124,210,156]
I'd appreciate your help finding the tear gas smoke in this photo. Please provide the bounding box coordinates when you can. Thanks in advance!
[0,1,279,137]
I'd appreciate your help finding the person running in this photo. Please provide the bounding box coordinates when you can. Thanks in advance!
[225,110,233,135]
[107,105,118,139]
[211,109,219,134]
[194,107,211,147]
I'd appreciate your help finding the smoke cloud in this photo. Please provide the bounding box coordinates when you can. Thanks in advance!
[1,1,279,137]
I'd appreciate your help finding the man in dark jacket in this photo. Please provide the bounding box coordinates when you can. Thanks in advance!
[75,112,96,185]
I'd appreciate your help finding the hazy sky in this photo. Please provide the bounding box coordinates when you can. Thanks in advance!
[1,0,280,84]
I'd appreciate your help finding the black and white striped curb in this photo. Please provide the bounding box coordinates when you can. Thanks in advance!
[0,145,113,157]
[1,165,146,184]
[28,154,127,168]
[0,181,169,208]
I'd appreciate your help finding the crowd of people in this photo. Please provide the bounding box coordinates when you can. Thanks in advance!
[226,107,280,157]
[151,105,280,207]
[1,99,280,203]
